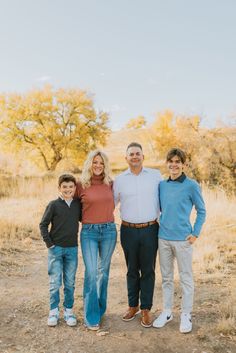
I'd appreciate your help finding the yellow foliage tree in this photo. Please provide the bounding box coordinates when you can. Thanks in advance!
[151,110,178,157]
[126,116,147,129]
[0,86,110,171]
[151,110,236,192]
[200,127,236,191]
[151,110,202,179]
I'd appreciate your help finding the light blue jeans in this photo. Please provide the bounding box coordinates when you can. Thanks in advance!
[48,245,78,310]
[80,223,117,326]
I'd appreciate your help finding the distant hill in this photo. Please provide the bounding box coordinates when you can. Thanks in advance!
[102,128,161,171]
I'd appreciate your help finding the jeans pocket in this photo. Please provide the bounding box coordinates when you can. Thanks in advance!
[82,224,93,232]
[48,245,63,258]
[81,228,95,241]
[107,223,117,231]
[49,245,58,252]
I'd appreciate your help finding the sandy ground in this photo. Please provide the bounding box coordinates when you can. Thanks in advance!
[0,239,235,353]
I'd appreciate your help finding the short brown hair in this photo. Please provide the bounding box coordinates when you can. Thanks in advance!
[58,174,76,187]
[126,142,143,151]
[166,148,186,164]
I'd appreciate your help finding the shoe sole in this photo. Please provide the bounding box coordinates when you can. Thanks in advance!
[65,321,77,327]
[122,310,141,322]
[180,328,192,334]
[153,316,173,328]
[141,321,152,328]
[84,324,100,331]
[47,322,58,327]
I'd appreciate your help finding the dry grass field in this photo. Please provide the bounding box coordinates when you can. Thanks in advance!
[0,176,235,353]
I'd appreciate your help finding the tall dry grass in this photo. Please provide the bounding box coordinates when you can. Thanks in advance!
[194,185,236,274]
[0,175,58,251]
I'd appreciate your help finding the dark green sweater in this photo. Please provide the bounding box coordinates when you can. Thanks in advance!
[39,198,81,248]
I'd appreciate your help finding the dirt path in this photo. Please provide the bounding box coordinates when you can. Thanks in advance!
[0,240,235,353]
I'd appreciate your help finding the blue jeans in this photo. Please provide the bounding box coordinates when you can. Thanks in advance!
[48,245,78,310]
[81,223,117,326]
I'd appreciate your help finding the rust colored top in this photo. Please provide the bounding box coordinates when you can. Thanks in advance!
[76,175,115,224]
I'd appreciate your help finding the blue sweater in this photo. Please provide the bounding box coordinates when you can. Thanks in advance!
[159,177,206,241]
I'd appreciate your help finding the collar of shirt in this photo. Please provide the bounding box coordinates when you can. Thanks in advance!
[124,167,149,176]
[167,172,186,183]
[59,196,73,207]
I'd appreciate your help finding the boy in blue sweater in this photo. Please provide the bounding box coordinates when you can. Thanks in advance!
[153,148,206,333]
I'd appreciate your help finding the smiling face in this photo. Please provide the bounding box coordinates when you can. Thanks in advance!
[167,155,184,179]
[58,181,76,200]
[92,154,105,176]
[126,146,144,172]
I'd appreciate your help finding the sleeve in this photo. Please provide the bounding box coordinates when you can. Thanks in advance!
[39,202,54,248]
[158,169,164,182]
[113,178,120,206]
[74,181,82,198]
[78,198,82,222]
[191,182,206,236]
[158,182,162,213]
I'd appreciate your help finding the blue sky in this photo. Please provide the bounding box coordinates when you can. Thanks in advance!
[0,0,235,129]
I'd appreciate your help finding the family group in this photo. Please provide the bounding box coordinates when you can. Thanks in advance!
[39,143,206,334]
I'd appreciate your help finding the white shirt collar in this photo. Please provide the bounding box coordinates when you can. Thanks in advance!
[60,196,73,206]
[124,167,148,176]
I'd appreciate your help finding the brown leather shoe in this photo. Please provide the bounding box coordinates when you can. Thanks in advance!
[122,306,140,321]
[141,309,152,327]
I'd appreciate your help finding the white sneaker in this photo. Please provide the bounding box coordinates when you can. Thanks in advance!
[84,324,100,331]
[64,308,77,327]
[153,311,173,328]
[47,308,59,326]
[180,313,192,333]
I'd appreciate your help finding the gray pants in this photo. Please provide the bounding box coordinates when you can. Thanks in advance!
[159,238,194,314]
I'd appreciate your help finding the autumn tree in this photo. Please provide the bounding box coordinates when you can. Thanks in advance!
[151,110,236,192]
[200,127,236,191]
[0,86,110,171]
[126,116,147,129]
[151,110,202,172]
[151,110,178,157]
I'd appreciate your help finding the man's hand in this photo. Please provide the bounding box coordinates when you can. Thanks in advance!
[186,235,197,244]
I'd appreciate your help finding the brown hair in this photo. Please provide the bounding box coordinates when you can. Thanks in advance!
[58,174,76,187]
[126,142,143,151]
[166,148,186,164]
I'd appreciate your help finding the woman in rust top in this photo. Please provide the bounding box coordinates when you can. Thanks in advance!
[76,150,117,330]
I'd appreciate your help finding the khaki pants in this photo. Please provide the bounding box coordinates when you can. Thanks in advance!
[159,238,194,314]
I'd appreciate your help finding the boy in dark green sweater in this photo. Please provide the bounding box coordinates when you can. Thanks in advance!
[40,174,81,327]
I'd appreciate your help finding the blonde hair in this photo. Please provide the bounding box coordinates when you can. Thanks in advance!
[80,149,112,188]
